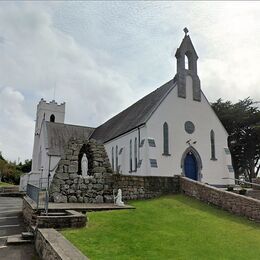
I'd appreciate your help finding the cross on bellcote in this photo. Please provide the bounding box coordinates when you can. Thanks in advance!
[183,27,189,36]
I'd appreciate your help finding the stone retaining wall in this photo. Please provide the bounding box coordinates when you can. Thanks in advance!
[37,210,86,229]
[181,177,260,221]
[50,173,180,204]
[35,228,88,260]
[23,196,39,226]
[114,175,180,200]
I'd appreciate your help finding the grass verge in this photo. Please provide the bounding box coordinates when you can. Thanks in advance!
[62,195,260,259]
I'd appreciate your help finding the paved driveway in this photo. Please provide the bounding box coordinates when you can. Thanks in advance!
[0,196,39,259]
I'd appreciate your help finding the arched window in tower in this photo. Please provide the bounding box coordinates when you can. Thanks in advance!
[50,114,55,122]
[163,122,170,155]
[134,138,137,171]
[129,139,133,172]
[111,147,114,171]
[210,130,216,160]
[116,145,118,172]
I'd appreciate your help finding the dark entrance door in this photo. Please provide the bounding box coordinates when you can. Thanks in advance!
[184,152,197,180]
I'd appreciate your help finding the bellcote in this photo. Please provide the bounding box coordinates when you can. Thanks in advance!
[175,28,201,101]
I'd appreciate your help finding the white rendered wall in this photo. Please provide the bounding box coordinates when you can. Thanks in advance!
[104,125,149,176]
[146,75,234,185]
[21,99,65,190]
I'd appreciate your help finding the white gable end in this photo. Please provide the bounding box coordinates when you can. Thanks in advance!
[146,74,233,185]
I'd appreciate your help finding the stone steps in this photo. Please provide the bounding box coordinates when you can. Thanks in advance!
[6,234,33,245]
[0,192,24,197]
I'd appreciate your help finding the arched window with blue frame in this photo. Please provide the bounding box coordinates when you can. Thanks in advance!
[163,122,169,155]
[116,145,118,172]
[134,138,137,171]
[111,147,114,171]
[210,130,216,160]
[129,139,133,172]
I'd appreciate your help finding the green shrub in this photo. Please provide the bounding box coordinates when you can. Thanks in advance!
[227,186,234,191]
[239,189,247,195]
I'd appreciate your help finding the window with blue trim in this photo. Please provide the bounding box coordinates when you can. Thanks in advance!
[129,140,133,172]
[134,138,137,171]
[116,145,118,172]
[163,122,170,155]
[111,147,114,171]
[210,130,217,160]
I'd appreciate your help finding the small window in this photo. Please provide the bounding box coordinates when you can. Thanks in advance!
[116,145,118,172]
[163,122,170,155]
[111,147,114,171]
[137,159,142,168]
[148,139,156,147]
[227,165,234,172]
[134,138,138,171]
[210,130,216,160]
[50,114,55,122]
[129,140,133,172]
[224,148,231,155]
[139,139,145,147]
[150,159,158,168]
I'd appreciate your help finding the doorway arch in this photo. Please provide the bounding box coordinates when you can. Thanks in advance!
[181,146,202,181]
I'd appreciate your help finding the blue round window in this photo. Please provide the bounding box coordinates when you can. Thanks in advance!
[185,121,195,134]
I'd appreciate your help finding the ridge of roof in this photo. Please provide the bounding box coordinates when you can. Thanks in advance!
[91,78,176,143]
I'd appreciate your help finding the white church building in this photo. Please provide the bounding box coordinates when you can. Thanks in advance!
[20,30,234,191]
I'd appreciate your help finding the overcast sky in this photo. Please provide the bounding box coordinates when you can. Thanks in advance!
[1,1,260,162]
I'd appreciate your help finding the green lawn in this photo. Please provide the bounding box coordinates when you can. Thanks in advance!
[62,195,260,260]
[0,181,14,187]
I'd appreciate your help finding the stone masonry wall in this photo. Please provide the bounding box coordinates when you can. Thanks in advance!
[37,210,86,229]
[50,138,114,203]
[49,138,180,203]
[181,176,260,221]
[35,228,88,260]
[114,175,180,200]
[23,196,39,226]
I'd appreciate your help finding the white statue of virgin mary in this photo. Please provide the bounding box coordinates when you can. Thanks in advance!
[115,189,124,206]
[81,153,88,177]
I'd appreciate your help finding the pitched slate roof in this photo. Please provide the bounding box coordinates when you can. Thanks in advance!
[45,122,95,156]
[91,78,176,143]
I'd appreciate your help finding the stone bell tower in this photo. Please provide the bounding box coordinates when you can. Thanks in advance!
[175,28,201,101]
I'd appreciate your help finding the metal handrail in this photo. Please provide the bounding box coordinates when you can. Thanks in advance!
[222,177,260,188]
[26,183,40,209]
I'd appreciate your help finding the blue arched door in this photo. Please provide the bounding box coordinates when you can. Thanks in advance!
[184,152,198,180]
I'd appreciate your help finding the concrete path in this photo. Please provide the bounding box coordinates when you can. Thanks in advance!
[0,197,25,237]
[26,196,135,211]
[0,197,39,259]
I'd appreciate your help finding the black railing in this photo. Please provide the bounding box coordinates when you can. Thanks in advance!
[26,183,40,207]
[222,177,260,188]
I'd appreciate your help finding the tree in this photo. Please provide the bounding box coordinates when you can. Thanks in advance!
[212,98,260,181]
[0,153,31,184]
[17,159,32,173]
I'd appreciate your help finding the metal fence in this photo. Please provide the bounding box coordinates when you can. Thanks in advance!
[26,183,40,207]
[26,178,50,210]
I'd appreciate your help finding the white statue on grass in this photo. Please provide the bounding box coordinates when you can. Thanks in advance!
[115,189,124,206]
[81,153,88,177]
